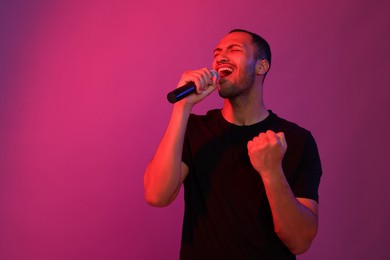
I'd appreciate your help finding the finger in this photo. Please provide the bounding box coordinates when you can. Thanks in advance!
[199,68,209,89]
[200,81,218,96]
[247,140,253,151]
[276,132,287,148]
[276,132,285,141]
[178,71,197,88]
[265,130,278,144]
[196,68,215,92]
[258,132,268,143]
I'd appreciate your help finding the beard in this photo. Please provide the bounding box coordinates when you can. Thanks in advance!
[218,62,256,99]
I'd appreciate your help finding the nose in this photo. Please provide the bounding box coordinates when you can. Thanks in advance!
[215,51,229,64]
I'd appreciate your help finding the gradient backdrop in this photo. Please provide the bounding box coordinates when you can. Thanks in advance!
[1,0,389,259]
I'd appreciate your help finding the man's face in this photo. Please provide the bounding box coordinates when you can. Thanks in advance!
[212,32,258,99]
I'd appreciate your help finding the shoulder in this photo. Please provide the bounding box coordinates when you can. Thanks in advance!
[271,112,311,136]
[188,109,222,127]
[269,112,317,149]
[189,109,221,120]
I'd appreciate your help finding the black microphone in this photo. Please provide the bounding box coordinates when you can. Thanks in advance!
[167,70,218,104]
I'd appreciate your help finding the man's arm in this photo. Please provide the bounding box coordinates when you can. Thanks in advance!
[144,104,191,207]
[144,68,218,207]
[261,171,318,255]
[247,130,318,254]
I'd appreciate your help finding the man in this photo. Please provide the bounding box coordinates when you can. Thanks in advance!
[144,29,322,259]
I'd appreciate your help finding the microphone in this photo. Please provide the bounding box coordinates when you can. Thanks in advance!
[167,70,219,104]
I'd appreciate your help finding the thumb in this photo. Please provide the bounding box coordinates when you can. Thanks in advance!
[199,81,218,97]
[276,132,287,150]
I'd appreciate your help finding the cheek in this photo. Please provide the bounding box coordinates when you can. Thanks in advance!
[211,59,218,69]
[244,61,257,73]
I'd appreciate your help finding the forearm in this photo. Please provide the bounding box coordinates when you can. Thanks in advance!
[144,104,192,206]
[262,167,318,255]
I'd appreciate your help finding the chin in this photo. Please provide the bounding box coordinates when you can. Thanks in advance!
[218,88,241,99]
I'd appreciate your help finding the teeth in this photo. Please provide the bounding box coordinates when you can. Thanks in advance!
[218,67,233,77]
[218,67,233,73]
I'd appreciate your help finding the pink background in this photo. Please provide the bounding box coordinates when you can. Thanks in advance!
[1,0,389,259]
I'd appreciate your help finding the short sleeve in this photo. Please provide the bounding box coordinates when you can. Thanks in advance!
[292,133,322,203]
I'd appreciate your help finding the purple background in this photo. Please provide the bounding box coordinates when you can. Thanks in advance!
[1,0,389,259]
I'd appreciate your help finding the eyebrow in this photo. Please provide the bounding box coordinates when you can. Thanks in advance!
[213,44,244,53]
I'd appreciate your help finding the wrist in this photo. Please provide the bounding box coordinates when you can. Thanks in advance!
[170,102,193,124]
[259,165,285,183]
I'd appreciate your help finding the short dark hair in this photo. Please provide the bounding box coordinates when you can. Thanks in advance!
[228,29,272,68]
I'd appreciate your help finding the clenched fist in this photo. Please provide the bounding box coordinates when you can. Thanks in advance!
[247,130,287,178]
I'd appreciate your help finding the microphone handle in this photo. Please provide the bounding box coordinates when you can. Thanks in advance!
[167,83,196,104]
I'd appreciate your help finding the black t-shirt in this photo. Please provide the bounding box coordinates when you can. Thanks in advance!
[180,109,322,260]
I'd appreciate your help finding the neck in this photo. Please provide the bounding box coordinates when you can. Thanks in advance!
[222,92,269,126]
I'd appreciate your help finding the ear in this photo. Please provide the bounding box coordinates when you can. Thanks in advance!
[256,59,270,75]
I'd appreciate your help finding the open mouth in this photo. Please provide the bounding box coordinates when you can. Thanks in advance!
[217,67,234,78]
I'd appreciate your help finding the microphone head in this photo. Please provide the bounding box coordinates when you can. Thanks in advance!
[210,70,219,79]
